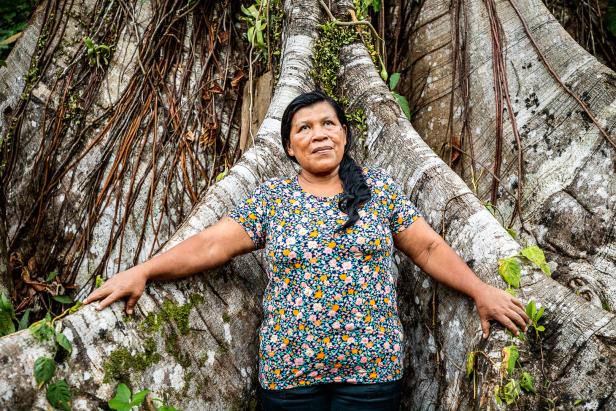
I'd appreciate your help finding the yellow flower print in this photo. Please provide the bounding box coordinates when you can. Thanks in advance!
[327,241,336,248]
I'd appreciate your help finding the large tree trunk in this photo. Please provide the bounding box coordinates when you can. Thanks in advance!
[401,0,616,312]
[0,0,614,410]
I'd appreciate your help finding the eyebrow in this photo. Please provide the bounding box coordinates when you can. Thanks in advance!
[295,115,336,126]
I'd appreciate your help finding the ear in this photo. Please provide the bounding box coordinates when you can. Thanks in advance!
[287,143,295,157]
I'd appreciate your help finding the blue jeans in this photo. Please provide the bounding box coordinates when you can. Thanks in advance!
[259,379,402,410]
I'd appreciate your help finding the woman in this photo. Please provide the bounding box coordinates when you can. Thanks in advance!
[85,90,529,410]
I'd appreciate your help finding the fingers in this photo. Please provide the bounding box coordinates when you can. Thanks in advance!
[497,314,519,336]
[506,310,528,332]
[83,285,110,305]
[125,295,139,315]
[481,318,491,339]
[511,297,525,311]
[97,292,121,311]
[510,302,530,326]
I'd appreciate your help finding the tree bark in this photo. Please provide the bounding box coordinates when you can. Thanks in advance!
[0,0,615,410]
[402,0,616,312]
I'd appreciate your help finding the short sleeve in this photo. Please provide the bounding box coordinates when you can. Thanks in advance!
[228,181,271,249]
[377,169,421,234]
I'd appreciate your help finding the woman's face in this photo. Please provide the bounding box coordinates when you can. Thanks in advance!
[287,101,347,176]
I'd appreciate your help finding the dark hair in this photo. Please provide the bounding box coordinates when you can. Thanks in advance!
[280,90,371,232]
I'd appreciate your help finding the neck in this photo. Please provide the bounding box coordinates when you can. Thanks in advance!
[298,167,343,195]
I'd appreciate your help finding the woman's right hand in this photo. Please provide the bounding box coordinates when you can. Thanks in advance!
[83,265,149,315]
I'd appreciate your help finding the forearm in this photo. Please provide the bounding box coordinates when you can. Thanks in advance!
[414,238,487,301]
[141,231,227,281]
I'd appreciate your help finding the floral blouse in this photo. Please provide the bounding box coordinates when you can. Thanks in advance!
[229,167,421,390]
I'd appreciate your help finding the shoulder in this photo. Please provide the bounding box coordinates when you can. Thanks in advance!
[362,167,395,187]
[251,176,295,198]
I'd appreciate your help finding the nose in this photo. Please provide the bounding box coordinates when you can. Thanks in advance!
[311,125,330,140]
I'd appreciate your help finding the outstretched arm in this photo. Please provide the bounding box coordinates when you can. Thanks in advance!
[84,217,255,314]
[394,217,529,338]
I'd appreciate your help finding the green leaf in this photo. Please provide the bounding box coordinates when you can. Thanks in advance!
[52,295,73,304]
[18,308,31,330]
[83,37,94,49]
[131,388,150,406]
[47,379,71,411]
[46,271,59,282]
[370,0,381,12]
[215,167,228,182]
[520,245,548,273]
[157,407,182,411]
[247,26,255,44]
[539,262,551,276]
[505,287,517,297]
[0,293,14,313]
[536,306,544,321]
[520,371,536,393]
[498,257,521,288]
[109,383,133,410]
[380,65,388,82]
[503,378,521,405]
[34,357,56,386]
[466,351,475,376]
[388,72,400,91]
[56,332,72,355]
[0,311,15,337]
[29,314,55,341]
[501,345,519,376]
[392,92,411,120]
[494,385,502,405]
[607,2,616,37]
[484,201,495,215]
[506,228,517,239]
[525,300,536,318]
[95,275,104,288]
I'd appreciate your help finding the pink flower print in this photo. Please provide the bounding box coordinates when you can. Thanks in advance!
[376,283,382,291]
[358,369,367,377]
[357,236,366,245]
[312,303,323,311]
[361,337,369,344]
[308,240,318,249]
[347,378,357,384]
[334,293,342,301]
[324,247,333,255]
[305,348,314,357]
[351,308,359,314]
[350,246,359,253]
[384,285,391,293]
[286,237,296,246]
[283,354,291,363]
[393,344,401,352]
[347,337,356,344]
[294,357,304,366]
[337,354,346,361]
[360,356,368,364]
[359,277,366,284]
[309,371,319,377]
[294,369,303,377]
[332,321,341,330]
[345,322,355,331]
[315,363,325,370]
[328,258,337,267]
[309,314,317,322]
[288,251,297,259]
[295,297,303,305]
[307,334,315,342]
[304,252,313,260]
[362,266,370,274]
[333,376,342,383]
[303,272,311,280]
[270,334,278,343]
[303,287,313,297]
[384,342,390,350]
[342,261,352,270]
[345,276,353,284]
[355,297,363,305]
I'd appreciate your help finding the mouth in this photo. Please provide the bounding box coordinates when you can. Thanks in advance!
[312,146,333,154]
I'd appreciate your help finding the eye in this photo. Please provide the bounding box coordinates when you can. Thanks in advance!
[299,124,309,131]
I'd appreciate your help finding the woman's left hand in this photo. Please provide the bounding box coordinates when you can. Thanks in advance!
[473,283,530,338]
